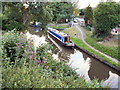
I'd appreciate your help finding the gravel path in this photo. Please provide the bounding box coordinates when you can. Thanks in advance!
[74,24,120,65]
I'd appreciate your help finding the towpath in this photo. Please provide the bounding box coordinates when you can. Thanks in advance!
[74,23,120,65]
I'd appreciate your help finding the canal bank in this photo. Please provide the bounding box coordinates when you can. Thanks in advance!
[26,27,119,88]
[62,24,120,69]
[75,45,120,72]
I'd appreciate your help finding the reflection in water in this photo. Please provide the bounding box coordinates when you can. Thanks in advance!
[102,71,119,88]
[47,34,74,61]
[26,27,120,88]
[68,50,91,82]
[26,31,47,47]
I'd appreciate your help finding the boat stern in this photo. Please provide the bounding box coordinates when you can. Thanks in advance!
[66,42,75,47]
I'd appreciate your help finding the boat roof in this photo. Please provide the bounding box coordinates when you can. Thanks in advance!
[48,27,68,37]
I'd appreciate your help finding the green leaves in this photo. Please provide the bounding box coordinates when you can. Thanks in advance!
[48,2,74,23]
[93,2,120,38]
[84,5,93,27]
[2,2,25,31]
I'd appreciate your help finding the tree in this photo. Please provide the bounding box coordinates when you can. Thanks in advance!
[48,2,75,23]
[2,2,26,31]
[29,2,53,29]
[84,5,93,26]
[93,2,120,38]
[2,2,53,31]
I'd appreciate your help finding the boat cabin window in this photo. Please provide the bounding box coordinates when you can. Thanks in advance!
[64,36,69,43]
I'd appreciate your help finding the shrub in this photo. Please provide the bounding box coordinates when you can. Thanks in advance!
[2,30,28,62]
[2,31,107,88]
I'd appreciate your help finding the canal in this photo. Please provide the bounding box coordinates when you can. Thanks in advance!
[26,27,120,88]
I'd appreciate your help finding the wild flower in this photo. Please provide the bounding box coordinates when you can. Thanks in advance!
[29,55,33,60]
[60,82,62,86]
[43,61,46,64]
[43,57,47,64]
[30,51,34,53]
[56,71,59,73]
[35,59,38,64]
[43,57,45,60]
[20,32,23,46]
[82,75,85,78]
[15,43,18,45]
[20,32,23,35]
[24,50,27,53]
[38,60,41,64]
[27,41,31,52]
[39,56,40,59]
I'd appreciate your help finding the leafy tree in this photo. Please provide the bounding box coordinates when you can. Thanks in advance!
[48,2,75,23]
[2,2,26,31]
[93,2,120,38]
[2,2,53,31]
[84,5,93,26]
[29,2,53,29]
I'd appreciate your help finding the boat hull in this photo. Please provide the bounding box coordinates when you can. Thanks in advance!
[47,29,75,47]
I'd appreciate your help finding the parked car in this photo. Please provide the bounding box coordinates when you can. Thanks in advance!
[73,18,77,23]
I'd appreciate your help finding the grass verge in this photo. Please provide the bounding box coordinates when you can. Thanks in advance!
[50,25,69,29]
[85,33,119,61]
[79,26,119,61]
[71,37,120,68]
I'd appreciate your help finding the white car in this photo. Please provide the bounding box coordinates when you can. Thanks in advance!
[74,18,77,23]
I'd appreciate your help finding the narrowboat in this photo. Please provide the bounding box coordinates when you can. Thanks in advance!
[47,27,75,47]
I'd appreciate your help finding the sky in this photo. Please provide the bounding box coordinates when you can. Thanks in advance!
[77,0,120,9]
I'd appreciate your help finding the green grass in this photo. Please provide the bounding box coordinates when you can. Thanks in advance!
[71,37,120,68]
[62,25,119,68]
[85,33,119,61]
[50,25,69,29]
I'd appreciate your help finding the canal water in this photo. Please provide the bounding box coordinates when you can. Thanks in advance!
[26,27,120,88]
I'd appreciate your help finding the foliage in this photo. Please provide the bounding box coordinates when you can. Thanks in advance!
[48,2,75,23]
[2,30,29,62]
[93,2,120,38]
[2,31,106,88]
[84,5,93,27]
[2,2,26,31]
[29,2,53,30]
[2,2,53,31]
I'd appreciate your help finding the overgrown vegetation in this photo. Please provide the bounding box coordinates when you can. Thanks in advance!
[2,30,107,88]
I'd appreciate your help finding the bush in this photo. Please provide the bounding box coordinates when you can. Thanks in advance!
[2,31,107,88]
[2,30,29,62]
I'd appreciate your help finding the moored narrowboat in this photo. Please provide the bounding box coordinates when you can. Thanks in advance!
[47,27,75,47]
